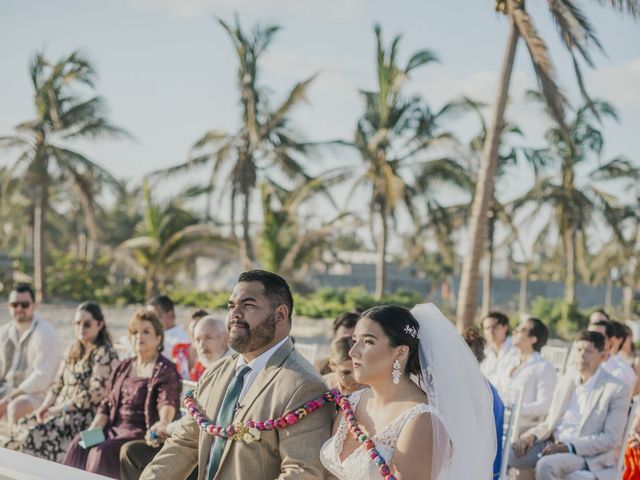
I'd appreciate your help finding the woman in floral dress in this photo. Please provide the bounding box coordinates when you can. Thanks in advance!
[0,301,118,462]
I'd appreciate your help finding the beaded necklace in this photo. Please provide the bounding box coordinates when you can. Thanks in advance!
[183,388,398,480]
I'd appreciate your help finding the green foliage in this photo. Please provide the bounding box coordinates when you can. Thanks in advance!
[160,286,424,319]
[46,255,110,302]
[294,287,423,319]
[168,289,231,310]
[529,296,588,340]
[45,254,146,305]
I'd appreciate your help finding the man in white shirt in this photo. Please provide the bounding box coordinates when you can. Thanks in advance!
[149,295,191,360]
[510,330,629,480]
[193,316,230,370]
[0,284,61,425]
[589,320,636,392]
[481,311,516,384]
[497,317,557,433]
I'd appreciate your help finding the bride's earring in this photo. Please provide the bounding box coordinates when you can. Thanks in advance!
[392,359,401,384]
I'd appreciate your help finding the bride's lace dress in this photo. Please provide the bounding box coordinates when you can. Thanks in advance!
[320,389,451,480]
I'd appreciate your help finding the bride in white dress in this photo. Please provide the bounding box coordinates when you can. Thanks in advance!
[320,304,496,479]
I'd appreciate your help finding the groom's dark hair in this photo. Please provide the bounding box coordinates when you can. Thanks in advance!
[238,270,294,323]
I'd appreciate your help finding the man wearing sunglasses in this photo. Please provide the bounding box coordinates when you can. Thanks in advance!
[0,283,61,425]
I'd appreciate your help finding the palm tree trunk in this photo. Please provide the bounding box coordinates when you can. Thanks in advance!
[623,284,633,320]
[563,225,576,304]
[481,207,496,318]
[241,188,255,269]
[456,17,519,330]
[375,206,388,300]
[519,263,528,313]
[604,275,612,311]
[33,180,48,302]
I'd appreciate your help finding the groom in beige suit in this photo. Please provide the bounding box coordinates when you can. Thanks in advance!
[140,270,334,480]
[510,330,630,480]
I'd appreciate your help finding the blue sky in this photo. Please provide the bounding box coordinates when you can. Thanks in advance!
[1,0,639,253]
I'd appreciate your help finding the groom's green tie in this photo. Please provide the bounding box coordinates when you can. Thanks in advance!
[207,364,252,480]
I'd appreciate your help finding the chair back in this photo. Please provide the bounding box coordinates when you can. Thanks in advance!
[541,345,570,375]
[499,387,525,480]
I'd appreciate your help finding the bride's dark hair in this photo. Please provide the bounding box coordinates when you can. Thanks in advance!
[360,305,421,376]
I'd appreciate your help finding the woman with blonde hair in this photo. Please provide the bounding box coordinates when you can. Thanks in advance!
[63,309,181,478]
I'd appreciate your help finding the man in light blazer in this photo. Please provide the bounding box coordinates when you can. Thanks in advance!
[140,270,334,480]
[510,330,630,480]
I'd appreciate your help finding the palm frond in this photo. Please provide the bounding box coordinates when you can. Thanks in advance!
[511,7,569,131]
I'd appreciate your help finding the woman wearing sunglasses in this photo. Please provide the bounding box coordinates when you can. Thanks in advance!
[0,301,118,463]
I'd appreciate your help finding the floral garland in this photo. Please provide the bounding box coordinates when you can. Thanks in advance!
[183,388,397,480]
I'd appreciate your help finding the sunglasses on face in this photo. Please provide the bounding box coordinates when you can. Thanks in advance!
[9,301,32,309]
[74,320,94,329]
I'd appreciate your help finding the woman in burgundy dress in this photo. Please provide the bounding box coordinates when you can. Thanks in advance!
[63,309,181,479]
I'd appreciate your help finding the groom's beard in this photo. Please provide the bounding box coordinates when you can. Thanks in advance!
[228,311,277,354]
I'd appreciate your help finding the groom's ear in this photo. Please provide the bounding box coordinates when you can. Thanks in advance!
[274,304,289,324]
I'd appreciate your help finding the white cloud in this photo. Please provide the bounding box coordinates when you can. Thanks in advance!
[587,57,640,107]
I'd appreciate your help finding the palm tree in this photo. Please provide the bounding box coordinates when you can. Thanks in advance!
[512,99,639,307]
[258,171,354,282]
[351,24,465,300]
[456,0,640,328]
[0,50,127,300]
[585,190,639,318]
[113,184,235,299]
[151,16,315,269]
[460,102,536,316]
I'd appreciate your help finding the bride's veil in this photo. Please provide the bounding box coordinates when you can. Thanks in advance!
[410,303,496,479]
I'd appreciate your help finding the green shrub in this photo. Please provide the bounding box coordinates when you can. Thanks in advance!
[293,287,424,319]
[169,289,230,310]
[47,254,111,302]
[529,296,588,339]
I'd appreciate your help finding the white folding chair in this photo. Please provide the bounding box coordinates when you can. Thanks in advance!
[500,388,525,480]
[541,345,570,375]
[295,343,319,364]
[616,395,640,478]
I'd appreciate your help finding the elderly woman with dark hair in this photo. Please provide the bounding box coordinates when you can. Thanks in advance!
[0,301,118,462]
[63,309,181,479]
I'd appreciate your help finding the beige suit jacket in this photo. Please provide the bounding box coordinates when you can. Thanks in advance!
[525,368,630,479]
[140,338,334,480]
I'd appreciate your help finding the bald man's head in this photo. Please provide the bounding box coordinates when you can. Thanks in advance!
[193,315,228,368]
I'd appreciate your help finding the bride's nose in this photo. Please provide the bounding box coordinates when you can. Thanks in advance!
[348,341,360,359]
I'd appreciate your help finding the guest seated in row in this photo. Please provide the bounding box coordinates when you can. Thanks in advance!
[119,315,227,479]
[623,400,640,479]
[510,330,630,480]
[148,295,190,361]
[183,309,209,376]
[589,320,637,392]
[63,309,181,479]
[190,315,230,381]
[463,327,504,480]
[322,336,364,395]
[480,311,516,385]
[0,301,118,462]
[495,316,556,435]
[315,311,360,375]
[0,284,61,426]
